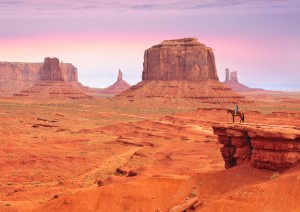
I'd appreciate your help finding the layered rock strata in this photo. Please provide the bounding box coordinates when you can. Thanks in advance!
[116,38,247,103]
[14,57,91,99]
[212,124,300,170]
[15,81,92,99]
[142,38,219,81]
[41,57,65,81]
[0,59,78,96]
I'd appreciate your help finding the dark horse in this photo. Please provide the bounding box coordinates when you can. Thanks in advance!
[227,109,244,123]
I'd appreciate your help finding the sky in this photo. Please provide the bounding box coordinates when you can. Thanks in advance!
[0,0,300,90]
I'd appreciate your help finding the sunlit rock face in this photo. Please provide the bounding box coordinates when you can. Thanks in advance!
[142,38,219,82]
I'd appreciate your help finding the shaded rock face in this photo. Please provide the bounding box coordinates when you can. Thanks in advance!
[41,57,65,81]
[142,38,219,81]
[212,124,300,171]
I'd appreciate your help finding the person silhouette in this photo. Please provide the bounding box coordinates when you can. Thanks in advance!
[235,104,239,115]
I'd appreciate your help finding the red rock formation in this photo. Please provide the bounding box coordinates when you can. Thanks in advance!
[212,123,300,170]
[223,69,263,92]
[41,57,65,81]
[15,81,92,99]
[0,62,41,82]
[116,38,248,104]
[88,70,131,96]
[0,60,79,96]
[142,38,219,81]
[230,71,238,83]
[225,68,230,82]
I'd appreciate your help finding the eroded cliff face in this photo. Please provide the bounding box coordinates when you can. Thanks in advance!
[0,60,78,83]
[0,62,41,82]
[142,38,219,81]
[116,38,248,103]
[0,59,79,96]
[213,124,300,170]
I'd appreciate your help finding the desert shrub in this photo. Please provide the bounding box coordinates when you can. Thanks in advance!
[271,172,279,180]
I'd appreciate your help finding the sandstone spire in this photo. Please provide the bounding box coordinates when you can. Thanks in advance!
[230,71,238,83]
[225,68,230,82]
[118,69,123,81]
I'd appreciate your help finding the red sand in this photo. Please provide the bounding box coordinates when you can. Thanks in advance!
[0,91,299,211]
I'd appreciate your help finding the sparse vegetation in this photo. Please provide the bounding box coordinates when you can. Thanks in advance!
[271,172,279,180]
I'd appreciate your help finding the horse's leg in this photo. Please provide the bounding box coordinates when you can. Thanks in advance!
[232,115,234,123]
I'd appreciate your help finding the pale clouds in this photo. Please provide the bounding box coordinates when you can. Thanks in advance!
[0,0,299,17]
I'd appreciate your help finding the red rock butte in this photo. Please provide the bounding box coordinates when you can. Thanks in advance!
[14,57,91,99]
[116,38,248,104]
[223,68,264,92]
[142,37,219,81]
[0,59,79,96]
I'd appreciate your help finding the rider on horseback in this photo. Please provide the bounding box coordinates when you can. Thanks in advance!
[235,104,239,115]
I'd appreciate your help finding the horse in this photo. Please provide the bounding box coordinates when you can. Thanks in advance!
[227,109,244,123]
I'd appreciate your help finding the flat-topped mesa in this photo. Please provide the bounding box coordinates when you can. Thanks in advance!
[142,37,219,81]
[41,57,65,81]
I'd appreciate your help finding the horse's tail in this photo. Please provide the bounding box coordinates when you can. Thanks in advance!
[242,113,245,122]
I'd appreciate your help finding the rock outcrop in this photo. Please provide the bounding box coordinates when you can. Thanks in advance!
[41,57,65,81]
[116,38,248,104]
[212,123,300,170]
[142,38,219,81]
[223,69,263,92]
[96,69,131,95]
[15,81,92,99]
[0,59,79,96]
[14,57,91,99]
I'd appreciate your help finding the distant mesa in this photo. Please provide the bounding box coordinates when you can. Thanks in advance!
[223,68,263,92]
[0,58,80,97]
[116,38,247,103]
[14,57,91,99]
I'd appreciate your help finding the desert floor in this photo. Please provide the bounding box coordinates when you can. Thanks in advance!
[0,91,300,212]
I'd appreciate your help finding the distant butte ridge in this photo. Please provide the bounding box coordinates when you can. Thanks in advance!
[14,57,91,99]
[0,59,79,96]
[88,70,131,96]
[116,38,247,103]
[223,68,264,92]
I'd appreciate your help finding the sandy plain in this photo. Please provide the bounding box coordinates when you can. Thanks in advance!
[0,91,300,212]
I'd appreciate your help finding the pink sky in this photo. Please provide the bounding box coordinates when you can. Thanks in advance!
[1,0,300,89]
